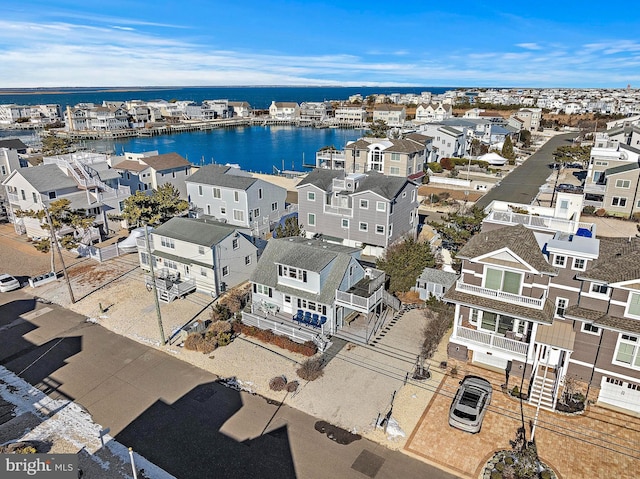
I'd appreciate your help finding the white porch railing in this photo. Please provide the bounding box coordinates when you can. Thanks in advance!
[455,281,545,309]
[335,286,384,313]
[324,204,352,217]
[241,311,329,352]
[456,326,528,356]
[486,210,594,235]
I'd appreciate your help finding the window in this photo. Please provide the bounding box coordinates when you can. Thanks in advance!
[559,200,569,210]
[391,152,401,162]
[359,222,368,232]
[307,191,316,201]
[32,192,37,203]
[245,255,252,265]
[555,298,568,317]
[222,266,229,277]
[233,210,244,222]
[375,225,385,235]
[480,312,515,336]
[253,208,260,218]
[581,323,600,335]
[48,191,57,199]
[469,308,480,325]
[200,268,208,277]
[198,246,205,255]
[376,201,386,212]
[255,284,272,296]
[359,199,369,209]
[616,179,631,188]
[277,265,308,283]
[554,255,566,267]
[484,268,522,294]
[234,191,239,202]
[573,258,586,270]
[341,219,349,229]
[271,202,278,211]
[213,187,221,198]
[612,197,627,207]
[591,283,609,295]
[198,185,203,196]
[0,165,5,175]
[614,334,640,368]
[308,213,316,226]
[232,238,239,249]
[390,167,400,175]
[206,204,211,215]
[258,188,263,199]
[160,237,175,249]
[21,189,25,200]
[627,292,640,318]
[284,295,291,304]
[220,206,226,215]
[165,259,177,270]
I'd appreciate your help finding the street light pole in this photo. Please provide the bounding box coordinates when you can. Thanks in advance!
[42,202,75,304]
[144,225,166,345]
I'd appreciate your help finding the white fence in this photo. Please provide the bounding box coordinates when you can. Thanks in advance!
[76,243,123,262]
[428,177,472,187]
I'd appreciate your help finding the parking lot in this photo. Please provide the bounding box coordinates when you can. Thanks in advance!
[405,364,640,479]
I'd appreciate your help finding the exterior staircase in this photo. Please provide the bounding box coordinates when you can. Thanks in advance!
[529,364,557,411]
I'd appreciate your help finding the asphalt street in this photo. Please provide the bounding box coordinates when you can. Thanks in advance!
[0,290,458,479]
[475,132,578,209]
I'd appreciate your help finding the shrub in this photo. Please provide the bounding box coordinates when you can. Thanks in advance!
[184,333,204,351]
[15,446,37,454]
[511,386,520,397]
[440,157,455,170]
[285,380,299,393]
[269,376,287,391]
[217,332,232,347]
[491,472,503,479]
[495,462,505,472]
[297,357,325,381]
[595,208,606,217]
[207,320,232,337]
[197,337,217,354]
[504,456,514,466]
[582,205,596,215]
[427,162,443,173]
[234,322,318,356]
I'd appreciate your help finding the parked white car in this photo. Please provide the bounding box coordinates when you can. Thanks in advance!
[0,274,20,292]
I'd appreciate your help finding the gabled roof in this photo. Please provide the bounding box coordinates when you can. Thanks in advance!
[0,139,28,150]
[576,237,640,283]
[355,171,412,200]
[272,102,298,108]
[250,237,360,304]
[417,267,459,288]
[457,224,556,275]
[405,132,433,143]
[373,104,405,111]
[141,153,191,171]
[384,138,425,154]
[112,160,148,173]
[297,169,343,190]
[12,164,77,192]
[565,305,640,335]
[152,217,241,247]
[186,164,258,190]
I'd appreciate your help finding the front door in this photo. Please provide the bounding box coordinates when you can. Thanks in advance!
[537,344,561,370]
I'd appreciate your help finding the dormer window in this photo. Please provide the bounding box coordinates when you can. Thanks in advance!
[278,265,307,283]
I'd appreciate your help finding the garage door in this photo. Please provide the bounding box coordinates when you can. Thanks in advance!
[473,353,509,370]
[598,376,640,413]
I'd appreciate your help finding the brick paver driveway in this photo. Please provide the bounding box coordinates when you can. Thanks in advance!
[405,365,640,479]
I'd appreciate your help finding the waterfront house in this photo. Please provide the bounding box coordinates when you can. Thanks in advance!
[2,152,130,240]
[110,152,193,199]
[333,105,367,127]
[268,101,300,120]
[228,101,252,118]
[138,216,257,301]
[372,104,406,128]
[417,124,466,160]
[299,102,333,122]
[296,169,418,258]
[444,202,640,416]
[185,164,288,237]
[415,102,453,123]
[241,237,399,351]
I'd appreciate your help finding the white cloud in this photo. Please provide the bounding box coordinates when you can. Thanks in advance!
[516,43,542,50]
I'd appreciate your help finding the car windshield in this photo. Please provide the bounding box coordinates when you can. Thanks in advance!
[0,277,14,284]
[453,409,477,421]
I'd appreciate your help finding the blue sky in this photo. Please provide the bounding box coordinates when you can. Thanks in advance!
[2,0,640,88]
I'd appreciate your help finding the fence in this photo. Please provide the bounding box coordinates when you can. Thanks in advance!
[76,243,123,262]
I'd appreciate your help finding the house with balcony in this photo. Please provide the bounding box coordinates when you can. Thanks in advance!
[583,140,640,218]
[418,124,466,160]
[445,216,640,416]
[299,102,333,122]
[334,105,367,127]
[241,237,399,351]
[138,216,258,301]
[340,136,429,178]
[110,152,193,199]
[509,108,542,131]
[297,169,418,258]
[185,164,289,237]
[415,102,453,123]
[268,101,300,120]
[228,101,253,118]
[372,104,406,128]
[1,152,130,239]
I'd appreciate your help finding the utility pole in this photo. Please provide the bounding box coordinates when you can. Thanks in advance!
[42,202,75,304]
[144,225,166,345]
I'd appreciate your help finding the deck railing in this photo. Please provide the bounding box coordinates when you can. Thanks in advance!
[456,281,545,309]
[456,326,528,356]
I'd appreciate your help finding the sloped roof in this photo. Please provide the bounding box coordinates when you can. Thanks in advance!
[576,236,640,283]
[0,138,28,150]
[605,162,639,176]
[15,164,77,192]
[112,160,148,172]
[417,267,459,288]
[565,305,640,335]
[457,224,557,275]
[385,138,425,154]
[186,164,258,190]
[297,169,343,190]
[152,217,241,247]
[355,171,411,200]
[141,153,191,171]
[251,237,360,304]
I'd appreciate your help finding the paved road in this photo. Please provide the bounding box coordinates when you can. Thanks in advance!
[475,133,578,209]
[0,290,458,479]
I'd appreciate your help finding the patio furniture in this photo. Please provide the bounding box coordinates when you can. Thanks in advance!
[320,316,327,325]
[294,310,304,323]
[303,311,312,324]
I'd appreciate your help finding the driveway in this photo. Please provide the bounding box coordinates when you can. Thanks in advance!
[405,364,640,479]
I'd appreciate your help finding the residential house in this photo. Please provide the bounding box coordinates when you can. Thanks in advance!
[444,207,640,416]
[138,217,258,301]
[299,102,333,122]
[2,152,130,239]
[341,136,429,178]
[372,104,406,128]
[66,105,130,131]
[418,124,466,160]
[333,105,367,127]
[228,101,253,118]
[510,108,542,132]
[584,140,640,218]
[413,268,459,301]
[296,169,419,257]
[241,237,398,351]
[415,102,453,123]
[268,101,300,120]
[110,152,193,199]
[185,164,288,237]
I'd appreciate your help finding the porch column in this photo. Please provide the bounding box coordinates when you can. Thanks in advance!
[452,303,461,337]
